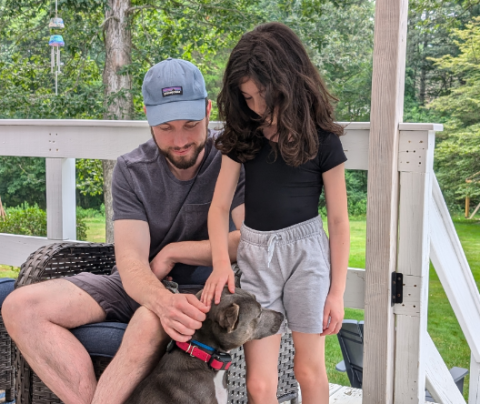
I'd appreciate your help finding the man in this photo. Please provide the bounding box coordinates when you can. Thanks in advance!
[2,58,245,404]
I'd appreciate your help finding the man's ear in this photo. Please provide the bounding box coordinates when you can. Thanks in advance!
[217,303,240,333]
[206,99,212,120]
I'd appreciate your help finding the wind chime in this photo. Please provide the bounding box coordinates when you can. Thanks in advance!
[48,0,65,95]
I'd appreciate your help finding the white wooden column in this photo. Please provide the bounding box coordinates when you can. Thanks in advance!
[363,0,409,401]
[46,158,76,240]
[393,130,435,403]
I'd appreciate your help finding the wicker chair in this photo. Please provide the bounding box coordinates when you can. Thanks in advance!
[0,278,16,403]
[14,242,299,404]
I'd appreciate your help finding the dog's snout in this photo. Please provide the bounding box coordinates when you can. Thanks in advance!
[253,308,284,340]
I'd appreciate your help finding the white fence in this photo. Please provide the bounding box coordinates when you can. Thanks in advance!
[1,119,479,403]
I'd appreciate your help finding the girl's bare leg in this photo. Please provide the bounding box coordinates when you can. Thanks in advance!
[292,332,329,404]
[243,334,282,404]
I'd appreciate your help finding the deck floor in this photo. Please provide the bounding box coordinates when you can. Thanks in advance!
[0,385,440,403]
[286,383,438,403]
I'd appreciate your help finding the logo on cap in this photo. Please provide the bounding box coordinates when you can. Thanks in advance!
[162,86,183,97]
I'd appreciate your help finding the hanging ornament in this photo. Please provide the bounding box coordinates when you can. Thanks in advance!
[49,35,64,95]
[48,0,65,95]
[49,17,65,29]
[49,34,65,73]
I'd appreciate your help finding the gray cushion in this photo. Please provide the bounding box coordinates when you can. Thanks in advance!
[0,278,15,306]
[71,322,127,358]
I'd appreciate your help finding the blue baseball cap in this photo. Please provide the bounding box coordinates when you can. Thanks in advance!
[142,58,208,126]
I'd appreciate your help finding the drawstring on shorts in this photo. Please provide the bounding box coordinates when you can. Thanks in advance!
[267,234,282,268]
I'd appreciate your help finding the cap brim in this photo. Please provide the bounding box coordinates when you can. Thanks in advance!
[146,99,206,126]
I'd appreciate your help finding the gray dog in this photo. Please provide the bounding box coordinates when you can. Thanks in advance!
[125,287,284,404]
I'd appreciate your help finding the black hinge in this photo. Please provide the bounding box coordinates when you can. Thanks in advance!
[391,272,404,305]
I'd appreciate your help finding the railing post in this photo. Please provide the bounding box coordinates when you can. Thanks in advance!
[363,0,409,398]
[394,129,435,403]
[46,158,76,240]
[470,354,480,404]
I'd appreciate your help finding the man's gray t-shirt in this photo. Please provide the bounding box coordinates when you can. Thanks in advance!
[112,132,245,285]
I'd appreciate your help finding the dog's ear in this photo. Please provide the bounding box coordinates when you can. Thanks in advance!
[217,303,240,333]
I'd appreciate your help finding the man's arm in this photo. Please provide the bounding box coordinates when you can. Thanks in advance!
[150,203,245,277]
[114,219,208,341]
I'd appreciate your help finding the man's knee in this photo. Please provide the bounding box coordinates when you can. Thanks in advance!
[2,280,105,339]
[118,307,168,364]
[127,306,166,343]
[2,286,43,338]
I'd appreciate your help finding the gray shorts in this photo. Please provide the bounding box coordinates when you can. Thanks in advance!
[237,216,331,334]
[66,268,204,323]
[66,269,140,323]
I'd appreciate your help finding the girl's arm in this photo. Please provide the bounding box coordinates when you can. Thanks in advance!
[321,162,350,336]
[201,155,242,308]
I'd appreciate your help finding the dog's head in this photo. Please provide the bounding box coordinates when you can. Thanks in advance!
[195,288,284,352]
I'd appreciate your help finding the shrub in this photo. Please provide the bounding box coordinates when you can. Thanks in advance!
[0,203,87,240]
[0,203,46,236]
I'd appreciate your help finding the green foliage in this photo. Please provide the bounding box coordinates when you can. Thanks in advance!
[345,170,368,217]
[0,157,46,209]
[303,0,375,122]
[319,170,368,217]
[0,203,47,236]
[0,156,105,209]
[429,17,480,210]
[77,205,105,219]
[76,159,104,196]
[0,203,88,240]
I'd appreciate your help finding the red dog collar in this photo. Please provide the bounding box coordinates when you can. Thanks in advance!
[175,341,232,371]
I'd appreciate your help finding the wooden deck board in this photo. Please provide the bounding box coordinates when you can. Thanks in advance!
[287,384,440,403]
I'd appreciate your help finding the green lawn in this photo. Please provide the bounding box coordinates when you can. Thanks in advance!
[1,215,479,397]
[83,216,107,243]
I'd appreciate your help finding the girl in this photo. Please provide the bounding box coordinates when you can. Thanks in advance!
[201,22,350,404]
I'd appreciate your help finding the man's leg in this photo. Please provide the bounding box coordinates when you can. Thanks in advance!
[2,279,106,404]
[92,306,169,404]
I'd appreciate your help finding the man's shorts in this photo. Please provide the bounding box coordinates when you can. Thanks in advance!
[66,267,209,323]
[237,216,331,334]
[66,268,140,323]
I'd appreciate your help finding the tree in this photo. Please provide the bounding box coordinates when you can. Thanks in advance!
[429,17,480,211]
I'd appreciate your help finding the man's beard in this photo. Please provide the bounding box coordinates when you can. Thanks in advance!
[158,140,207,170]
[152,124,208,170]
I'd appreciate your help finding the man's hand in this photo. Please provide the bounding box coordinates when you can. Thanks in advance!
[320,292,344,336]
[155,292,209,342]
[150,244,176,280]
[200,262,235,308]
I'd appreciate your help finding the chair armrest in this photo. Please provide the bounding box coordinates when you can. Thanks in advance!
[449,366,469,394]
[449,366,468,383]
[16,242,115,288]
[336,360,346,372]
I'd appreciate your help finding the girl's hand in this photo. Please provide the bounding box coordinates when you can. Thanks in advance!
[320,292,344,336]
[201,263,236,308]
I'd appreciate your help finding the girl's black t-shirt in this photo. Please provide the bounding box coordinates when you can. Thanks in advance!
[227,130,347,231]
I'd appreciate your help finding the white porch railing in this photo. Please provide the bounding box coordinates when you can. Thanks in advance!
[0,119,479,403]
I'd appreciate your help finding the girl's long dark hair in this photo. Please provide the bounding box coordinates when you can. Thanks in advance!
[216,22,344,167]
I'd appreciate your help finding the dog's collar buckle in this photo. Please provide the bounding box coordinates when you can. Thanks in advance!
[186,343,197,358]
